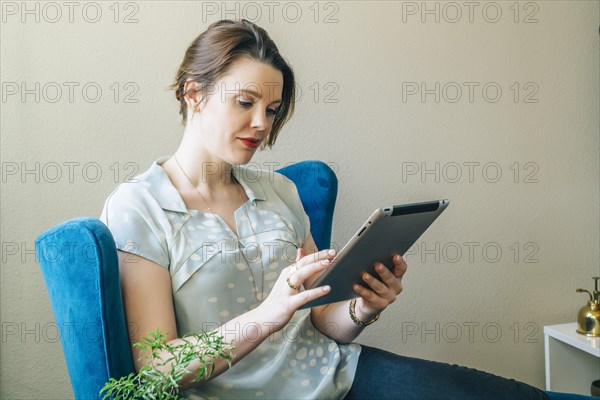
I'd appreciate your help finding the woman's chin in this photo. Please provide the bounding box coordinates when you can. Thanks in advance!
[236,149,258,163]
[230,154,254,166]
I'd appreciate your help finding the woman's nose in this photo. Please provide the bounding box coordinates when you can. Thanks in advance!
[250,108,270,130]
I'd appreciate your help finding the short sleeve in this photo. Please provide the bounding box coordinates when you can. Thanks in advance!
[271,173,311,245]
[99,184,170,269]
[295,186,311,243]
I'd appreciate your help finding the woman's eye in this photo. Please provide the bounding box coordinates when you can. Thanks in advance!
[238,100,252,108]
[238,100,279,117]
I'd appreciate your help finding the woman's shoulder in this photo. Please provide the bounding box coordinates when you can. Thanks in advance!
[104,169,156,208]
[101,159,171,215]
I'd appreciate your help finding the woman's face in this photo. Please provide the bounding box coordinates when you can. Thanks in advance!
[185,57,284,166]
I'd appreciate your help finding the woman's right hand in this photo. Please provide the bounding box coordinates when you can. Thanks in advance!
[257,248,336,329]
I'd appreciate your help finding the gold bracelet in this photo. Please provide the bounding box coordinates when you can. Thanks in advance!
[349,298,380,327]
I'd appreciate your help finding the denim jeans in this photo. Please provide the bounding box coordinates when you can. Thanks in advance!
[343,345,549,400]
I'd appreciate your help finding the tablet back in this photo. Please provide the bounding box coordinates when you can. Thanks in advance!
[300,199,449,309]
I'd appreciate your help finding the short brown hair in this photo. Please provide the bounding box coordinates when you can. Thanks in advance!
[169,19,296,150]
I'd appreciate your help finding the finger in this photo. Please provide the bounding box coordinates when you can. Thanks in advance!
[291,248,303,272]
[293,258,332,283]
[373,262,402,292]
[362,271,389,295]
[362,272,396,302]
[391,254,408,278]
[296,248,303,262]
[287,247,304,273]
[352,284,386,310]
[292,285,331,309]
[286,275,302,291]
[297,248,336,269]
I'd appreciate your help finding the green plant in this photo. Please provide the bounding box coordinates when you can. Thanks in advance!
[100,328,235,400]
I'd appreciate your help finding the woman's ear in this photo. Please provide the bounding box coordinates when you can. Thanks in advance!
[183,81,204,112]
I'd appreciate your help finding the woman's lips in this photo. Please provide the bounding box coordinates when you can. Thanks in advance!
[239,138,260,149]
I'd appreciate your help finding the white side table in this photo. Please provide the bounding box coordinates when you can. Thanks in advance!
[544,322,600,395]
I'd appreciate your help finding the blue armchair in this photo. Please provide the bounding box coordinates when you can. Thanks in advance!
[35,160,594,399]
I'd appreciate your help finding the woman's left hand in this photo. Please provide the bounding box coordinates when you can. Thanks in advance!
[352,253,408,319]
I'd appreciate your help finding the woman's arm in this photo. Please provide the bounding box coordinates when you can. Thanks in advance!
[118,249,331,390]
[301,235,368,343]
[303,234,408,343]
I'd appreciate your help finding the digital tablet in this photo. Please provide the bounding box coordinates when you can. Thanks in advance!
[300,199,449,309]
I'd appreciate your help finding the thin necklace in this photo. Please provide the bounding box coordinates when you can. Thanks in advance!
[173,154,265,303]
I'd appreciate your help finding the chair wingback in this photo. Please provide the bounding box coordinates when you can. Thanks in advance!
[276,160,338,250]
[35,160,338,398]
[35,217,135,399]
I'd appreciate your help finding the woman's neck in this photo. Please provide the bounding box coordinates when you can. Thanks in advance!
[168,152,236,192]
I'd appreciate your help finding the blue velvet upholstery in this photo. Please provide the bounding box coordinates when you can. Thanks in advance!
[35,217,134,399]
[277,160,338,250]
[35,161,338,398]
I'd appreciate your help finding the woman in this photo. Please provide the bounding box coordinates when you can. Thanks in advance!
[100,19,548,399]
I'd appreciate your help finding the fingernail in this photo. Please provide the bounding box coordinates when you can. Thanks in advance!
[328,249,336,256]
[323,285,330,292]
[322,259,331,264]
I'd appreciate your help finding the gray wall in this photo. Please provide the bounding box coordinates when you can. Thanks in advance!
[1,1,598,398]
